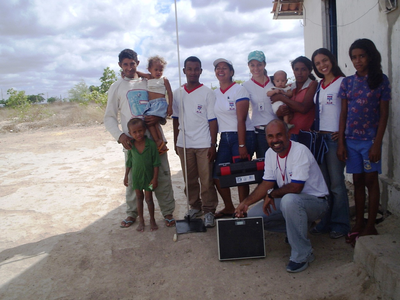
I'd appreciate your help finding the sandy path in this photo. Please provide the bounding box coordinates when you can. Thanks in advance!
[0,122,383,299]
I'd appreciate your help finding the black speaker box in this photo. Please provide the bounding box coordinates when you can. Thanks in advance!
[217,217,266,261]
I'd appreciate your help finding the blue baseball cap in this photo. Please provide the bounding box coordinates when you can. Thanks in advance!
[248,50,266,63]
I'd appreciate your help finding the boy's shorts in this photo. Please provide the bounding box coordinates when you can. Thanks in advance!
[346,139,381,174]
[143,97,168,118]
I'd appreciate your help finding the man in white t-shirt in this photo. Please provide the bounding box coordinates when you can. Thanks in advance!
[172,56,218,228]
[104,49,175,229]
[235,119,328,273]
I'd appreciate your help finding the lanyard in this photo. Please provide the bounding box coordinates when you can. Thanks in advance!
[277,155,287,183]
[276,141,291,183]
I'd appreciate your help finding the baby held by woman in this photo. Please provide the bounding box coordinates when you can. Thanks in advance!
[267,70,294,129]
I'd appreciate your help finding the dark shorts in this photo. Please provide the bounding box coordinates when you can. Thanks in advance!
[213,131,256,178]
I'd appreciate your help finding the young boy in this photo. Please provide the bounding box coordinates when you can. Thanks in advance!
[124,118,160,232]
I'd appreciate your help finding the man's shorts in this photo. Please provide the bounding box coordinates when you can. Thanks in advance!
[346,139,381,174]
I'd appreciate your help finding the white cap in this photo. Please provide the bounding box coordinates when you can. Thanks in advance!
[213,58,233,67]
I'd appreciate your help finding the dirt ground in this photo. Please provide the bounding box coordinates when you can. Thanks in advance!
[0,121,386,299]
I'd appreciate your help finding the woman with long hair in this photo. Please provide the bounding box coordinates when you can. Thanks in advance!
[309,48,350,239]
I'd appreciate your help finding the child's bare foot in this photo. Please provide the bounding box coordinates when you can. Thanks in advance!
[136,221,145,232]
[150,219,158,231]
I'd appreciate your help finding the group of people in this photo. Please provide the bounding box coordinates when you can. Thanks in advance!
[104,37,391,273]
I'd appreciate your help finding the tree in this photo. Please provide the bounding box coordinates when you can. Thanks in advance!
[99,67,117,94]
[47,96,61,103]
[6,88,29,107]
[89,85,99,92]
[86,90,108,106]
[27,93,45,103]
[68,80,89,103]
[234,80,245,85]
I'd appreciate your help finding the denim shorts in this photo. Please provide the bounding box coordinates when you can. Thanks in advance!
[213,131,256,178]
[346,139,381,174]
[143,98,168,118]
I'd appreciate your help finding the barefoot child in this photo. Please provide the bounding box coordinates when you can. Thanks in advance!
[267,70,294,129]
[337,39,391,245]
[124,118,161,232]
[137,56,173,154]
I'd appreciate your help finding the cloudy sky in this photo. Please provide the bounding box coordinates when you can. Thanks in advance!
[0,0,305,100]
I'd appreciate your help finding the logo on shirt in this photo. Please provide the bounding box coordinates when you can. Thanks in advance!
[127,90,149,117]
[327,94,333,105]
[229,101,235,110]
[197,104,203,113]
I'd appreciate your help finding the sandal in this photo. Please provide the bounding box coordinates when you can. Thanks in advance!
[345,231,359,244]
[158,141,169,154]
[214,210,235,219]
[164,217,176,227]
[120,217,136,228]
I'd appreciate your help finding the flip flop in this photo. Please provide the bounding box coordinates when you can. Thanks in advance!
[345,231,360,244]
[214,210,235,219]
[159,148,169,155]
[164,218,176,227]
[157,141,169,154]
[120,218,135,228]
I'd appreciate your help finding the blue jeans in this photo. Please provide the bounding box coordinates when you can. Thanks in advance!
[316,133,350,234]
[248,193,328,263]
[254,127,269,159]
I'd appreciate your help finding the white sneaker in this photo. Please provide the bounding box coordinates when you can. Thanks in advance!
[204,212,215,228]
[185,209,203,219]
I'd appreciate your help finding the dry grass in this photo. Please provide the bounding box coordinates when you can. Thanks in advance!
[0,102,105,133]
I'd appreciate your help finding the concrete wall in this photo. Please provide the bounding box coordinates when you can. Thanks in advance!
[303,1,325,56]
[303,0,400,215]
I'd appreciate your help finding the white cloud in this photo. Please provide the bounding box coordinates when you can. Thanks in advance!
[0,0,304,99]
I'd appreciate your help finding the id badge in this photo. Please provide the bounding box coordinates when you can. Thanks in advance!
[258,102,265,111]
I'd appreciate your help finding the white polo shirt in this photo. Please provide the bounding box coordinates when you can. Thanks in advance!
[214,82,253,132]
[263,141,329,197]
[314,77,344,132]
[172,84,216,148]
[243,78,277,127]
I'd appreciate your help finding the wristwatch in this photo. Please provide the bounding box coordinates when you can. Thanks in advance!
[239,144,245,148]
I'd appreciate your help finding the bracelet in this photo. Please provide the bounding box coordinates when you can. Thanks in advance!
[239,144,245,148]
[211,143,218,147]
[267,188,274,199]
